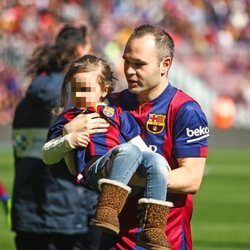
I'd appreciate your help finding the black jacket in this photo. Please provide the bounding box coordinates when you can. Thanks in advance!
[11,72,97,234]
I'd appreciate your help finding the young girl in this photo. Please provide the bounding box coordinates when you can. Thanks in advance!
[43,55,173,250]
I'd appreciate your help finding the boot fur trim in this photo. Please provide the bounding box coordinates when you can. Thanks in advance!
[98,178,131,193]
[138,198,173,207]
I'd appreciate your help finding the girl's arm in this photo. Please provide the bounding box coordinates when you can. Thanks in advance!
[43,112,107,165]
[42,132,89,165]
[42,134,75,164]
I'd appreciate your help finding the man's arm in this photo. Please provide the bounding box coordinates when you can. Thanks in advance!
[129,157,206,194]
[165,101,208,194]
[167,157,206,194]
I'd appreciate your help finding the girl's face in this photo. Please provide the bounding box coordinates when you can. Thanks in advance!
[71,71,108,109]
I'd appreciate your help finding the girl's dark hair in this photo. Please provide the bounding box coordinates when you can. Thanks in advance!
[27,25,88,76]
[56,54,116,114]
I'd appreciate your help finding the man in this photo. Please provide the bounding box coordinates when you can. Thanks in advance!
[53,24,209,249]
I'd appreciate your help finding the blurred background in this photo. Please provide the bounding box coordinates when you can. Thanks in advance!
[0,0,249,250]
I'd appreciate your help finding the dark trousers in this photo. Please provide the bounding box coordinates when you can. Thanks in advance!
[15,228,102,250]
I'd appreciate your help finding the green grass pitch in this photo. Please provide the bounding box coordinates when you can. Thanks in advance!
[0,147,250,250]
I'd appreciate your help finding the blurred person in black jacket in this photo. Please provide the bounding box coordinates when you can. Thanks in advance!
[11,24,101,250]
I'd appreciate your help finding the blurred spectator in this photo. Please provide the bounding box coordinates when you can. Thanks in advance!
[11,24,101,250]
[213,95,236,129]
[0,180,11,218]
[0,61,22,124]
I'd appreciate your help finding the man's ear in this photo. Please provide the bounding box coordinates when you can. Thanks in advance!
[160,57,172,75]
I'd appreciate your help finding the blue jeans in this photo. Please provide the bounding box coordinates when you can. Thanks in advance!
[139,151,168,200]
[85,143,168,201]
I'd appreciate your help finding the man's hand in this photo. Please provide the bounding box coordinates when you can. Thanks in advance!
[63,112,109,135]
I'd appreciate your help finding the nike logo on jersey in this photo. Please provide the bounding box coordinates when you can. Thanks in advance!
[186,126,209,143]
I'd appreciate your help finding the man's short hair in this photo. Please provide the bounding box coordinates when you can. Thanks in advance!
[129,24,175,62]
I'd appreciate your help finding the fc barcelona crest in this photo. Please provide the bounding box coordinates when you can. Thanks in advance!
[146,114,166,134]
[102,106,115,117]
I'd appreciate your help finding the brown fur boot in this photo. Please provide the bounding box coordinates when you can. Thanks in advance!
[137,198,173,250]
[90,178,131,234]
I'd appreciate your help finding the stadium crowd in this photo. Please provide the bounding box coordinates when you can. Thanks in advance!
[0,0,249,125]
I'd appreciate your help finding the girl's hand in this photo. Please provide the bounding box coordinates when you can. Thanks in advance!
[69,132,90,148]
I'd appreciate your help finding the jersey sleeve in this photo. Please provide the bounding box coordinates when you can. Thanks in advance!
[47,108,81,141]
[47,115,68,141]
[119,110,141,141]
[173,101,209,158]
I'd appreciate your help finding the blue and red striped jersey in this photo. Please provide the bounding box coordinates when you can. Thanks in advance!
[47,105,141,174]
[119,84,209,162]
[100,83,209,250]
